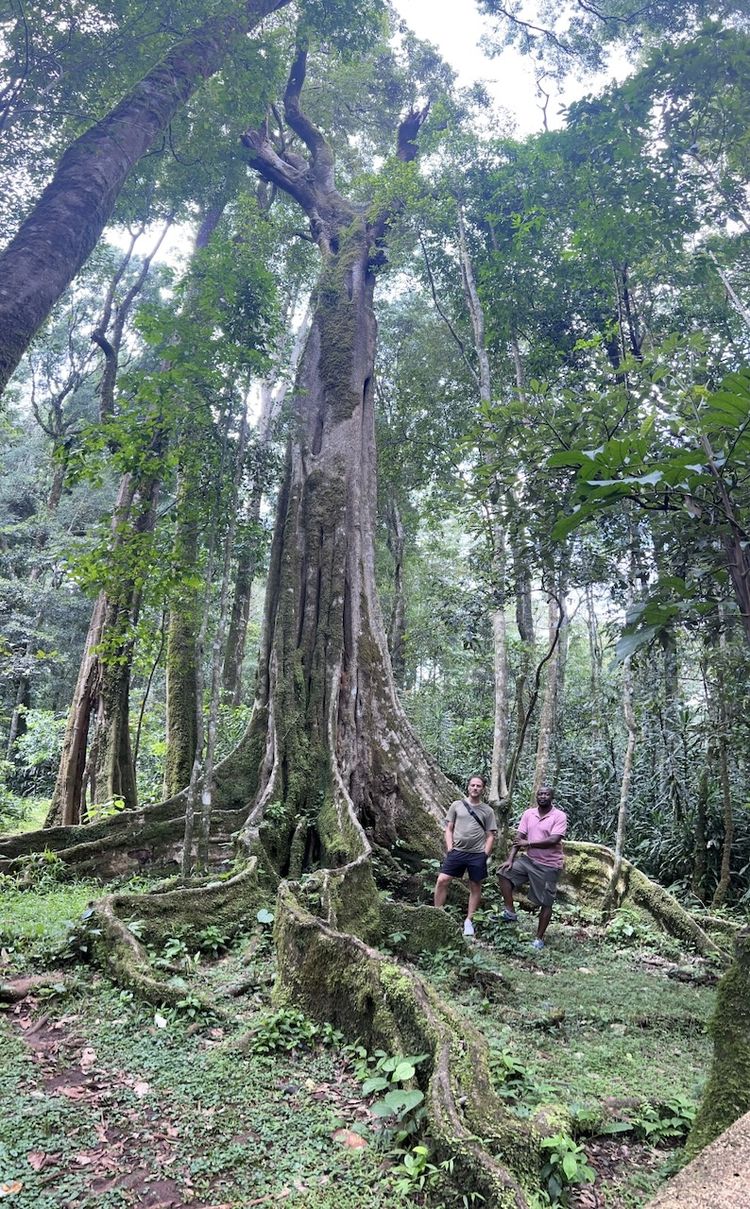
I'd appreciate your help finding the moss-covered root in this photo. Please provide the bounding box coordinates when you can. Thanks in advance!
[86,863,266,1008]
[686,927,750,1158]
[273,881,535,1207]
[0,973,74,1002]
[563,842,723,958]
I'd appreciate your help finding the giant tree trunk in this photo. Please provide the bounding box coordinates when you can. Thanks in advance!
[0,0,289,395]
[237,216,449,874]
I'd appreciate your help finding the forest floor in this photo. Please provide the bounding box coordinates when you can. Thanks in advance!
[0,871,723,1209]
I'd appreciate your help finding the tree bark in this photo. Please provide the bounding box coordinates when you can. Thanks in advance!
[385,495,407,688]
[0,0,289,395]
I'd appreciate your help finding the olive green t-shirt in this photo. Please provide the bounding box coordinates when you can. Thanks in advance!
[445,800,497,853]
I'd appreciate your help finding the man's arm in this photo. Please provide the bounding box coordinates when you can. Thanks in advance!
[526,821,567,851]
[525,836,564,850]
[444,821,455,852]
[484,829,497,857]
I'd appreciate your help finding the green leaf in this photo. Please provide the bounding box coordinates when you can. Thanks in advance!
[562,1153,579,1179]
[362,1076,390,1094]
[615,625,660,661]
[391,1061,416,1082]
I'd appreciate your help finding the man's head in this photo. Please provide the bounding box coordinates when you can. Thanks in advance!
[466,774,486,801]
[536,786,554,813]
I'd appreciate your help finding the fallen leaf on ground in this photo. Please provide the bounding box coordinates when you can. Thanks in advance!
[0,1182,23,1197]
[26,1153,47,1171]
[332,1129,367,1149]
[133,1081,151,1097]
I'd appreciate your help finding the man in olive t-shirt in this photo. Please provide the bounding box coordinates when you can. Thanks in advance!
[434,775,497,938]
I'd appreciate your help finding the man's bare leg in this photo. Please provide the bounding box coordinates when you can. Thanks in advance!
[498,875,516,913]
[434,873,453,908]
[467,879,482,920]
[537,904,553,940]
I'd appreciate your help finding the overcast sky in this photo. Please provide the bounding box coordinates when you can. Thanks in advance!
[391,0,618,136]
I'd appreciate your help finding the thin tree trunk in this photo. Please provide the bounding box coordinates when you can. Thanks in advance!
[711,686,734,908]
[585,583,604,808]
[222,308,310,704]
[692,759,710,902]
[162,201,231,796]
[181,410,233,876]
[47,452,162,826]
[197,402,251,869]
[456,202,508,804]
[164,459,201,798]
[46,592,108,827]
[603,658,637,911]
[0,0,290,394]
[533,588,565,795]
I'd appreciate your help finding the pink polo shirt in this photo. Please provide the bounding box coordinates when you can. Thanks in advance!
[517,805,567,868]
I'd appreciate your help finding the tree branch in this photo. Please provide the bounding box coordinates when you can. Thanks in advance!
[283,35,334,192]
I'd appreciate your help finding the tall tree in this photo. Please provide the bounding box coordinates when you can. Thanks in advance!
[0,0,291,395]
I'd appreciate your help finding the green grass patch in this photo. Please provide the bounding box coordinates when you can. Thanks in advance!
[0,880,99,968]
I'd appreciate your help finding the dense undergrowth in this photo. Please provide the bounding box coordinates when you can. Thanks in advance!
[0,858,731,1209]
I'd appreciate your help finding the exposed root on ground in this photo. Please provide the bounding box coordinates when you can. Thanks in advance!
[0,972,74,1002]
[562,842,726,958]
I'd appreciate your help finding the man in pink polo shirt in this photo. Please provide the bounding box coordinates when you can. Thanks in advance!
[498,786,567,950]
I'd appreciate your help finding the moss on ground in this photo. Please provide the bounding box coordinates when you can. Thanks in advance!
[0,875,730,1208]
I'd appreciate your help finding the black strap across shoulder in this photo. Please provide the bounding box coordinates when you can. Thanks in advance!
[462,800,487,831]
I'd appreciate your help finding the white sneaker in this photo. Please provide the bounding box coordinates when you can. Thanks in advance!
[463,918,475,937]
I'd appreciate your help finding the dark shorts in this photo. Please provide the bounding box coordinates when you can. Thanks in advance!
[440,849,488,883]
[500,854,561,907]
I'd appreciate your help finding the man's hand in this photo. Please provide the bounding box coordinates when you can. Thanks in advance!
[500,841,526,872]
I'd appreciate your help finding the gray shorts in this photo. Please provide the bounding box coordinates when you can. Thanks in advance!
[500,854,561,908]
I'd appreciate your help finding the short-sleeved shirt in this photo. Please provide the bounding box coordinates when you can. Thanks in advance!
[445,800,497,854]
[517,805,568,868]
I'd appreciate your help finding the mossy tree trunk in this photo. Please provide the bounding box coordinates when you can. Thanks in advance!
[686,928,750,1156]
[238,41,451,883]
